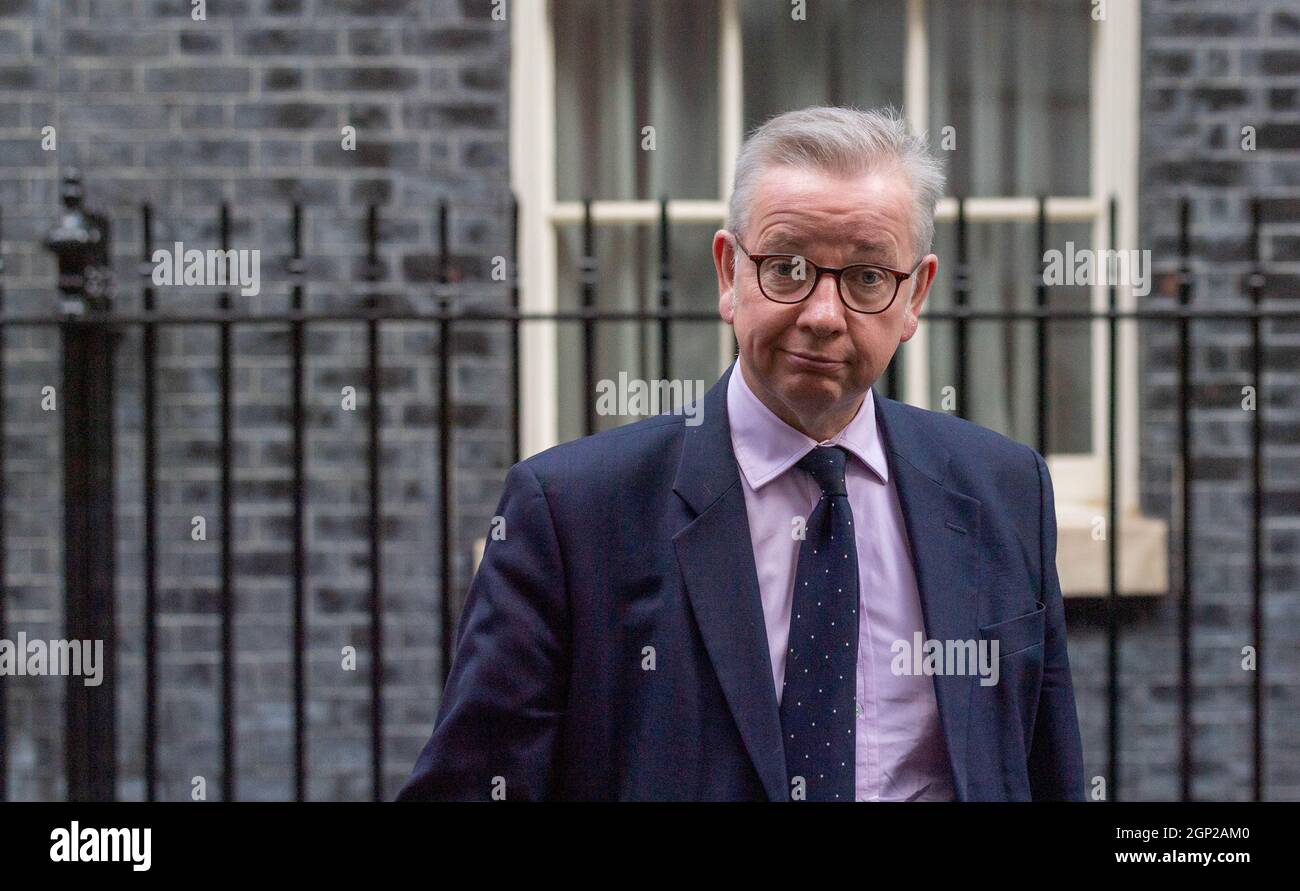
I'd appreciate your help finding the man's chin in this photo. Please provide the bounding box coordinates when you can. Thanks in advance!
[777,376,843,411]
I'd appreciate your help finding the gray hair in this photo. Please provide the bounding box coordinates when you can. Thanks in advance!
[727,105,946,270]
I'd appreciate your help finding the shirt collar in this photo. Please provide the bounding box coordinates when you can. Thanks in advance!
[727,360,890,490]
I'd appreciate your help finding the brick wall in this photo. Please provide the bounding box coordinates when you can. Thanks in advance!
[0,0,512,799]
[1065,0,1299,801]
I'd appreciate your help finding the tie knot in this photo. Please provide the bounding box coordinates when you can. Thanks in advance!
[797,445,849,497]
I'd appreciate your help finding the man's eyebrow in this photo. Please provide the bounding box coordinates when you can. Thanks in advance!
[759,233,895,257]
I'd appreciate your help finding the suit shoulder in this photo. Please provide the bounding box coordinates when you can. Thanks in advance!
[517,411,687,489]
[885,399,1040,469]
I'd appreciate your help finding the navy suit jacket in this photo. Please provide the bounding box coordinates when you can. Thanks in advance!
[397,362,1085,801]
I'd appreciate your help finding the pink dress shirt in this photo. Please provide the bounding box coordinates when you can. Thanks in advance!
[727,361,956,801]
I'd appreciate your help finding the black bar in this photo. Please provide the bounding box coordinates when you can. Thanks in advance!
[884,352,899,402]
[0,204,6,802]
[953,196,968,417]
[1176,196,1193,802]
[1105,195,1120,801]
[658,195,672,381]
[437,201,454,691]
[1036,195,1049,455]
[437,201,449,287]
[437,297,453,690]
[581,198,596,435]
[366,204,384,802]
[510,193,521,465]
[1247,196,1265,802]
[61,315,118,801]
[141,204,159,802]
[51,180,117,802]
[218,202,235,801]
[290,202,307,801]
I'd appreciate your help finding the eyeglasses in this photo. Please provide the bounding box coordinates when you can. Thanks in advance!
[732,235,924,314]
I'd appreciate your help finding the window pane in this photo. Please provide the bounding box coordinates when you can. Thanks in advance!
[928,0,1091,196]
[925,219,1093,453]
[741,0,906,133]
[553,0,721,201]
[555,222,723,441]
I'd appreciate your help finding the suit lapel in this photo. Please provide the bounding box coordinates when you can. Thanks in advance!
[874,393,983,801]
[672,363,788,801]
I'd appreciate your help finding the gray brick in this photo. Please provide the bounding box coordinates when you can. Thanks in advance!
[262,67,302,91]
[143,66,251,93]
[309,139,419,168]
[0,65,41,90]
[142,138,251,167]
[178,30,223,55]
[347,28,395,56]
[233,102,339,130]
[400,25,495,55]
[314,66,418,92]
[238,28,338,56]
[401,100,501,130]
[317,0,417,14]
[62,28,169,57]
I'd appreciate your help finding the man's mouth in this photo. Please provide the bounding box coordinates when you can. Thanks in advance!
[783,349,843,371]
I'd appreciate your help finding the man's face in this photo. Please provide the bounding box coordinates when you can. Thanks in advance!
[713,164,937,438]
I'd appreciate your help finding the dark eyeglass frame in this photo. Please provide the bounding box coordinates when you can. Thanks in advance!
[732,235,925,314]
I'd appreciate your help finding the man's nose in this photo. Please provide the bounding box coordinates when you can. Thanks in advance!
[797,269,848,332]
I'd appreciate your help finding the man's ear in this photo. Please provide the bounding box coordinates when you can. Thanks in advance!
[899,254,938,343]
[713,229,737,324]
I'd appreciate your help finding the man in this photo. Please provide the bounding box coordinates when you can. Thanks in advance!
[397,106,1085,802]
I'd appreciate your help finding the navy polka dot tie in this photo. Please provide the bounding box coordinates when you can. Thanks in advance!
[781,445,859,802]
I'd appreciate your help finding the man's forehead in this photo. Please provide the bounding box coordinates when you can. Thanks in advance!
[748,167,912,250]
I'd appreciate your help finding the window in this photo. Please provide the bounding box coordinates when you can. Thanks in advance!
[511,0,1159,594]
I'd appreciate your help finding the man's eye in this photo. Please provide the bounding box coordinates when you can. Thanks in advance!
[853,268,886,285]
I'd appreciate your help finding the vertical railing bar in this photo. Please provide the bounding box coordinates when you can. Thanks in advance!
[54,175,117,801]
[366,204,384,802]
[437,201,454,689]
[62,304,89,800]
[0,204,7,802]
[437,200,449,287]
[581,197,595,435]
[290,201,307,801]
[509,193,521,465]
[1177,195,1193,802]
[658,195,671,382]
[1105,195,1120,801]
[141,203,159,802]
[1036,194,1049,455]
[954,195,968,417]
[1248,195,1265,802]
[218,202,235,801]
[63,316,85,799]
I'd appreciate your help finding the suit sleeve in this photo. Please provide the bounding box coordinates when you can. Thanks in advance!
[396,461,570,801]
[1027,448,1086,801]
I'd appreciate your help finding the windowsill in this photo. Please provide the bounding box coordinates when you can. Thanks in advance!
[1054,500,1169,597]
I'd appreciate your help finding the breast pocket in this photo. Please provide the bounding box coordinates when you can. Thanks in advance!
[979,601,1046,659]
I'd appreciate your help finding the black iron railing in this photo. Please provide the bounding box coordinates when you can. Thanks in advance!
[0,173,1291,802]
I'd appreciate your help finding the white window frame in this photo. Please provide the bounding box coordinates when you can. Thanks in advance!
[510,0,1161,594]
